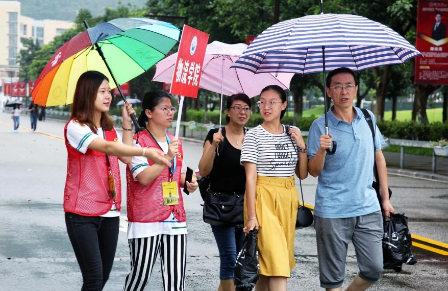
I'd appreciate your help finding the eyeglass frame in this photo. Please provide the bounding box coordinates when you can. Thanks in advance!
[230,105,251,112]
[157,106,177,114]
[256,100,284,109]
[328,84,357,92]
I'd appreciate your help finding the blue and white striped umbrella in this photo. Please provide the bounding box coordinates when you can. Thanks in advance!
[233,14,421,74]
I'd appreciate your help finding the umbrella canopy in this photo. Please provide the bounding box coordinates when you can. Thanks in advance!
[153,40,293,98]
[116,98,141,106]
[32,18,180,107]
[5,101,23,107]
[233,13,421,155]
[233,14,421,74]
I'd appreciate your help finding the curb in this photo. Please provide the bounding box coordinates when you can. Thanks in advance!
[388,167,448,183]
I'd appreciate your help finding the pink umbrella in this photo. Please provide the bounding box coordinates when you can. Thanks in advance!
[153,41,294,126]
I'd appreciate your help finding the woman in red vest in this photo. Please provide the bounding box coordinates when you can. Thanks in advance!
[123,91,198,291]
[64,71,169,291]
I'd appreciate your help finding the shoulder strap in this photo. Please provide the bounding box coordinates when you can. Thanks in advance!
[360,108,379,182]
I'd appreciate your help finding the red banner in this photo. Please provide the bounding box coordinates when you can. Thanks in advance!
[415,0,448,84]
[170,25,209,98]
[113,82,130,96]
[28,80,36,93]
[4,83,10,96]
[246,35,256,45]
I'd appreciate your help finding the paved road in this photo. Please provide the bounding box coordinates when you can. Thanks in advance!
[0,111,447,291]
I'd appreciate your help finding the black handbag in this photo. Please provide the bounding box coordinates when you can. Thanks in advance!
[198,176,210,201]
[296,178,314,228]
[203,190,245,227]
[234,229,259,291]
[284,126,314,228]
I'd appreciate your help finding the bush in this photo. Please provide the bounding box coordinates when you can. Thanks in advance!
[378,121,448,141]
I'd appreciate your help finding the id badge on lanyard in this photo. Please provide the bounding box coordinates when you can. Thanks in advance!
[146,129,178,206]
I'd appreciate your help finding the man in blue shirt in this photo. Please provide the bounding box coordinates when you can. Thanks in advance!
[307,67,394,291]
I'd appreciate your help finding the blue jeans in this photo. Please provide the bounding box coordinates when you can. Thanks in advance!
[13,116,19,130]
[65,212,119,291]
[211,225,245,280]
[30,113,38,131]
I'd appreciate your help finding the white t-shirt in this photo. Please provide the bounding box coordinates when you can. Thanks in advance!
[66,120,122,217]
[241,124,300,177]
[13,108,21,116]
[127,137,188,239]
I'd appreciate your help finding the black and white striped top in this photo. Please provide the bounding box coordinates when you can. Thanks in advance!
[241,125,300,177]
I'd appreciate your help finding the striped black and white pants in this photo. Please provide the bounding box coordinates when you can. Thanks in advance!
[123,234,187,291]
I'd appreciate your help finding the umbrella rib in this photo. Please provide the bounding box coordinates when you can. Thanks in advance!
[347,45,360,71]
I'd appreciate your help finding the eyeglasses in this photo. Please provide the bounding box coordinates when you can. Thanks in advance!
[257,101,283,109]
[329,84,357,92]
[230,106,251,112]
[158,106,177,114]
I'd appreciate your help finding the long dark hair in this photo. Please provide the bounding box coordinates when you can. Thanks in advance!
[138,90,173,128]
[260,85,287,119]
[225,93,251,123]
[71,71,113,132]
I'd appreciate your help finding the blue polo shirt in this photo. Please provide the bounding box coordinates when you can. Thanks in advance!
[307,107,385,218]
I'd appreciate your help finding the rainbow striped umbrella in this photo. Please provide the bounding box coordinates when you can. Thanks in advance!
[32,18,180,107]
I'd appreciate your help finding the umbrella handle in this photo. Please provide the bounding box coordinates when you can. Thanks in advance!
[129,113,143,132]
[326,141,337,155]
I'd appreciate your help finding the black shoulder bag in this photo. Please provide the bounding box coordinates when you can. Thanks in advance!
[202,127,245,227]
[360,108,392,208]
[285,125,314,228]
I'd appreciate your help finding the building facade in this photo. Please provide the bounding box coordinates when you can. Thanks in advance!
[0,1,73,93]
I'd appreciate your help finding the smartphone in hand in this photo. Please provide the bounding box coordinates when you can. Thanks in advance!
[184,167,193,195]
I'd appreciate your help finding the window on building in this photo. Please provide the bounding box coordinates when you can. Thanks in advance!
[38,39,44,47]
[36,27,44,38]
[9,35,17,47]
[21,24,27,35]
[32,26,35,37]
[9,59,17,66]
[56,28,67,36]
[9,22,18,34]
[9,12,18,22]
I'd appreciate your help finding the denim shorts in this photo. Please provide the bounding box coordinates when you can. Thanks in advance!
[211,225,245,280]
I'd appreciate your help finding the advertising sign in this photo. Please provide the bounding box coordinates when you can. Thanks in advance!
[415,0,448,84]
[113,82,130,96]
[170,25,209,98]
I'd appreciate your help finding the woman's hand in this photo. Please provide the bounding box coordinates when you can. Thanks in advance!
[185,179,198,193]
[144,148,170,167]
[212,129,224,147]
[167,139,179,161]
[288,127,306,149]
[243,218,259,234]
[121,102,135,124]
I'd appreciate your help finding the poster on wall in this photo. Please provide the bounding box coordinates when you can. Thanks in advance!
[415,0,448,84]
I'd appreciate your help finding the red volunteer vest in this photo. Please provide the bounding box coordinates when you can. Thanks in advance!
[63,121,121,216]
[126,131,186,223]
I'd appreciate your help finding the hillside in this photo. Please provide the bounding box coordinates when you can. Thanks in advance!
[18,0,148,20]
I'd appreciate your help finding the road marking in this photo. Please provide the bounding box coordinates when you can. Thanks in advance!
[0,120,64,141]
[304,203,448,256]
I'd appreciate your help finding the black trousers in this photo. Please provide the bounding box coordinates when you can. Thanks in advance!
[65,212,119,291]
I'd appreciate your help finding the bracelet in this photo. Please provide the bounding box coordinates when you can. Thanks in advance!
[142,147,146,157]
[122,126,133,131]
[297,144,307,153]
[247,216,257,221]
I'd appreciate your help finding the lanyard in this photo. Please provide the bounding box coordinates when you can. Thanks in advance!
[145,128,176,180]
